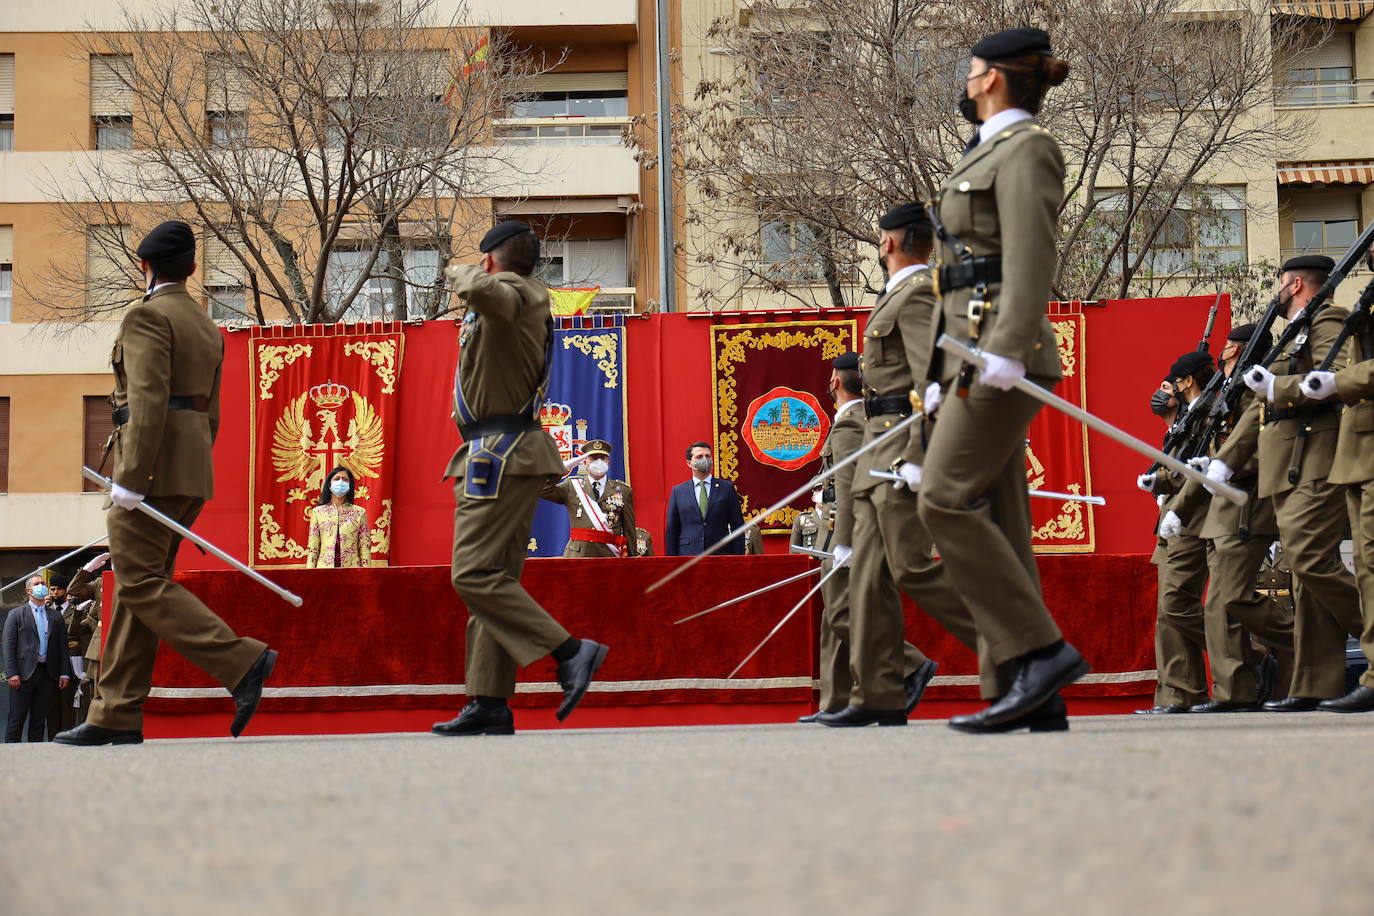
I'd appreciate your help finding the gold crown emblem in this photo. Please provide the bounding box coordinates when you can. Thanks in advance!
[539,401,572,428]
[310,380,351,409]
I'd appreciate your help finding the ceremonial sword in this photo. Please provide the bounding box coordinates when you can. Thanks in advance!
[82,467,303,607]
[936,335,1248,506]
[726,563,846,679]
[672,565,823,625]
[788,544,836,561]
[0,534,108,594]
[866,470,1106,505]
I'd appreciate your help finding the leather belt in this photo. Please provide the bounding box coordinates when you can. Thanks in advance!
[865,394,912,418]
[937,256,1001,293]
[458,414,540,441]
[112,395,210,426]
[1262,402,1336,423]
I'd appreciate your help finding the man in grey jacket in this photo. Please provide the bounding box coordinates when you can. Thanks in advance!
[4,576,74,742]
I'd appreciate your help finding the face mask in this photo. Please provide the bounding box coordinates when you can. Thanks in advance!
[692,456,712,473]
[31,584,49,600]
[330,479,350,497]
[812,492,824,508]
[957,86,983,125]
[587,459,609,477]
[1149,389,1175,417]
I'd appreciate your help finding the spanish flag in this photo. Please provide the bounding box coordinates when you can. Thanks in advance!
[443,35,490,105]
[549,287,599,316]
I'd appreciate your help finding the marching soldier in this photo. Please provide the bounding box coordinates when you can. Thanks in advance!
[1207,255,1361,710]
[542,439,638,558]
[917,28,1087,733]
[55,221,276,746]
[434,221,609,737]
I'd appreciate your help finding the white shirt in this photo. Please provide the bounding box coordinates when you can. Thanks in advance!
[885,263,929,294]
[834,398,863,422]
[978,108,1033,145]
[148,280,177,296]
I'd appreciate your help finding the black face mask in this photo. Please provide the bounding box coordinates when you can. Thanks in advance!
[1150,389,1175,417]
[957,87,982,125]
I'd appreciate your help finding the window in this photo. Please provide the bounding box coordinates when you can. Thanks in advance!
[0,54,13,151]
[207,111,248,147]
[498,72,629,145]
[1283,30,1354,106]
[93,115,133,150]
[1288,191,1360,259]
[0,225,11,322]
[83,397,116,493]
[206,53,248,148]
[538,238,628,289]
[0,396,8,493]
[90,55,134,148]
[86,224,133,309]
[758,218,827,282]
[1095,187,1246,275]
[203,234,247,321]
[326,246,441,319]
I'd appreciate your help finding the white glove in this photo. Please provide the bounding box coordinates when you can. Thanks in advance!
[110,483,145,510]
[1136,473,1156,494]
[1244,365,1276,402]
[1304,370,1337,400]
[1156,494,1167,508]
[1158,510,1183,541]
[832,545,852,568]
[1203,459,1233,496]
[1187,457,1211,472]
[895,462,923,492]
[977,353,1026,391]
[83,552,111,573]
[563,453,584,471]
[922,382,942,416]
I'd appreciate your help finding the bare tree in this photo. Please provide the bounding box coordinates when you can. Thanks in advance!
[656,0,1315,311]
[36,0,544,325]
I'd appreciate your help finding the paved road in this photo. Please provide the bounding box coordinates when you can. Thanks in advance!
[3,713,1371,915]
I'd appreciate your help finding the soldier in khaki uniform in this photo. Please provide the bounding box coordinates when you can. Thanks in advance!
[1208,254,1361,710]
[434,221,609,737]
[56,221,275,747]
[66,553,110,725]
[788,483,825,552]
[916,29,1087,733]
[541,439,638,558]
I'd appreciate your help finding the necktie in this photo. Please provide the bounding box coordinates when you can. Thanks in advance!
[593,481,602,501]
[698,481,709,518]
[35,606,48,660]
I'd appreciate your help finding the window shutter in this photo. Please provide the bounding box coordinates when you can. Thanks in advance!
[1293,32,1353,70]
[0,226,12,264]
[203,235,243,286]
[565,238,628,288]
[525,72,629,93]
[205,54,249,110]
[1291,191,1360,222]
[0,55,14,116]
[0,396,8,493]
[90,55,134,116]
[83,397,115,492]
[87,225,133,308]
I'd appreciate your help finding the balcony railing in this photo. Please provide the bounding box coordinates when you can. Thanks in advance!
[494,117,630,145]
[588,287,636,313]
[1280,247,1371,267]
[1275,79,1374,108]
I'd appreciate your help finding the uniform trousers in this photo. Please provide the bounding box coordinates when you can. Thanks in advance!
[819,555,929,713]
[1344,481,1374,690]
[451,475,570,698]
[1152,535,1209,707]
[1202,536,1295,703]
[1274,479,1362,698]
[917,382,1061,666]
[90,497,265,731]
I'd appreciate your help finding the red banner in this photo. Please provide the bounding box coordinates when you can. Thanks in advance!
[711,320,858,532]
[248,323,405,567]
[1027,306,1095,553]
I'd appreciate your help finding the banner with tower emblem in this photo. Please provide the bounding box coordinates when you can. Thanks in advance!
[248,323,404,568]
[528,314,627,557]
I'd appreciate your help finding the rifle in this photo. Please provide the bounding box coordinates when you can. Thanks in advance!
[1199,291,1221,352]
[1140,292,1227,477]
[1311,272,1374,375]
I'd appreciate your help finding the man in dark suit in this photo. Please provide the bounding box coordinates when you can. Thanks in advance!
[4,576,74,742]
[665,442,747,556]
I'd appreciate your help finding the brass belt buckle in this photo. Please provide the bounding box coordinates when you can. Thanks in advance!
[967,296,985,340]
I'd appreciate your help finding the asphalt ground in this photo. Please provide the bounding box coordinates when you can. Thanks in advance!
[2,712,1371,915]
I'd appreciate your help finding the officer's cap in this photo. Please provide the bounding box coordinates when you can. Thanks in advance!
[972,28,1053,61]
[582,439,612,458]
[878,202,930,231]
[479,220,535,253]
[1280,254,1334,275]
[832,351,860,371]
[136,221,195,263]
[1169,350,1213,382]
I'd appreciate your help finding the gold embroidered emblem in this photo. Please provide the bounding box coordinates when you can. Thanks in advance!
[271,381,385,493]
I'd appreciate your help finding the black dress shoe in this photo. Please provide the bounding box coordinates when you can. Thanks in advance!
[1262,696,1321,712]
[1255,654,1279,707]
[1132,705,1190,715]
[53,722,143,746]
[1319,685,1374,713]
[904,659,939,715]
[797,711,823,723]
[230,648,278,738]
[816,705,907,727]
[1189,700,1258,713]
[979,641,1089,726]
[555,639,609,722]
[949,693,1069,734]
[432,701,515,736]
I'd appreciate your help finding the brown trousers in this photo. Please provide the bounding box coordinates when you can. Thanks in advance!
[1203,536,1295,703]
[451,476,570,698]
[917,383,1061,665]
[1152,535,1209,707]
[1274,480,1362,698]
[89,498,265,731]
[1344,481,1374,690]
[819,558,927,713]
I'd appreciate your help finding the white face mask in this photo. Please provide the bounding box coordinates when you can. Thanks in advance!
[812,492,824,508]
[330,479,350,497]
[587,459,609,477]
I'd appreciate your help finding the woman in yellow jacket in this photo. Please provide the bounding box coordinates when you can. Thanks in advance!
[306,466,372,568]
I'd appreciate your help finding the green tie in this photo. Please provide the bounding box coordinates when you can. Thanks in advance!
[698,480,709,518]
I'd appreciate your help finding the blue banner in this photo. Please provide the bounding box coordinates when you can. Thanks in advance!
[528,315,628,556]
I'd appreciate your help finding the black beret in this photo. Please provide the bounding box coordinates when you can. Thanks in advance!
[1169,350,1214,381]
[136,221,195,263]
[479,220,535,253]
[1227,322,1272,353]
[49,574,70,589]
[1281,254,1334,274]
[832,351,860,371]
[878,202,930,231]
[972,27,1053,61]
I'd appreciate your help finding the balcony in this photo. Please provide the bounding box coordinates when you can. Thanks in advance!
[1275,79,1374,109]
[493,116,630,146]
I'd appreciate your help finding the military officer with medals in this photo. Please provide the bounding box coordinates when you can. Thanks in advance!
[434,221,610,737]
[789,482,826,551]
[542,439,639,558]
[915,29,1088,733]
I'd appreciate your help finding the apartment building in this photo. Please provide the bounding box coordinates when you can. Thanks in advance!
[0,0,675,567]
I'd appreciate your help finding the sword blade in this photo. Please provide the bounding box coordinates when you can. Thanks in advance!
[1028,489,1106,506]
[727,563,845,679]
[936,335,1247,506]
[672,566,822,625]
[0,535,109,594]
[82,467,303,607]
[788,544,835,561]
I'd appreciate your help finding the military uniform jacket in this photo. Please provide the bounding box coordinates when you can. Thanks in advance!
[926,119,1065,386]
[821,400,865,546]
[1217,306,1350,499]
[109,284,223,498]
[1322,318,1374,486]
[854,269,936,496]
[444,268,564,485]
[541,475,638,558]
[1169,388,1277,539]
[789,507,824,550]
